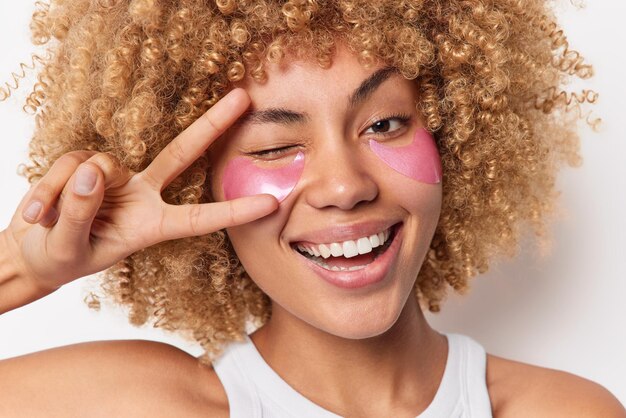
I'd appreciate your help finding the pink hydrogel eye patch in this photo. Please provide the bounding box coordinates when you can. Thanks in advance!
[222,152,305,202]
[368,128,442,184]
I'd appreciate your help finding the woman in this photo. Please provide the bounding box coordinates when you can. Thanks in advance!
[0,0,624,416]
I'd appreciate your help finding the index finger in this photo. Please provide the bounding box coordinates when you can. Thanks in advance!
[141,88,250,191]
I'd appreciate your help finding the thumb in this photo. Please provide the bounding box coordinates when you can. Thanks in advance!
[48,163,105,256]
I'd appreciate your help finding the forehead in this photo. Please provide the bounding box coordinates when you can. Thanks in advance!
[235,46,393,107]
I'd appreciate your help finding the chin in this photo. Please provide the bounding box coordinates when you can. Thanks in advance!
[311,301,404,340]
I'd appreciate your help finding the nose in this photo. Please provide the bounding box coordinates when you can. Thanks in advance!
[303,142,378,210]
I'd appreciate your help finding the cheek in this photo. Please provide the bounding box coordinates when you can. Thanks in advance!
[368,128,442,184]
[222,152,305,202]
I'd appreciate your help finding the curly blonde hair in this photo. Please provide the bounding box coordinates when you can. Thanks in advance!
[3,0,594,359]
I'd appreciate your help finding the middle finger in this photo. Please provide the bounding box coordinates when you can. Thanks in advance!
[140,88,250,191]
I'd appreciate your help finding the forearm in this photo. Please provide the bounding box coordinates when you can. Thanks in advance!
[0,229,54,315]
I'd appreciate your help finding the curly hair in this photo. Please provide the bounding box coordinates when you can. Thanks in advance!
[2,0,594,360]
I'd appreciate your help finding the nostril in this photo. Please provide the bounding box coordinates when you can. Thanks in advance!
[304,170,379,210]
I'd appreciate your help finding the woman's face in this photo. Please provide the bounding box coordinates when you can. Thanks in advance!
[210,46,442,339]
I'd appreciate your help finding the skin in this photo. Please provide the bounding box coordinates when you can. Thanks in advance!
[210,48,446,416]
[0,46,624,417]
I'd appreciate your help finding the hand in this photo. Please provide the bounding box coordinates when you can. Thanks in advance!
[3,89,277,293]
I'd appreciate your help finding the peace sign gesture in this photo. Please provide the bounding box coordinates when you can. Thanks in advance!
[2,89,277,309]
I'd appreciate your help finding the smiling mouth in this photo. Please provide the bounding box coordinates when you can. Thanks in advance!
[291,224,400,272]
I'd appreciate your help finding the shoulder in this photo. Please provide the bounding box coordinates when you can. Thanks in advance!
[486,354,626,418]
[0,339,228,417]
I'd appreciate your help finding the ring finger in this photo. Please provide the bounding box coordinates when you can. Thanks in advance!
[20,151,96,224]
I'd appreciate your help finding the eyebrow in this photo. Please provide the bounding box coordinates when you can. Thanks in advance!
[239,66,398,127]
[348,66,397,108]
[238,107,309,126]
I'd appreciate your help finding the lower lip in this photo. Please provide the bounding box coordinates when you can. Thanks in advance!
[295,223,403,289]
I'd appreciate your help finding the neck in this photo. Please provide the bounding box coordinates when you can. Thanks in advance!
[250,297,448,416]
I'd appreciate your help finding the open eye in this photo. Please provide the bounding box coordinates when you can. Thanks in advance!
[364,115,411,136]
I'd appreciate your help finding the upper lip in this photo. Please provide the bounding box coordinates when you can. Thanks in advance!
[289,220,401,246]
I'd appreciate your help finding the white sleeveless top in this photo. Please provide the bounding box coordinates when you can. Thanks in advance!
[213,333,493,417]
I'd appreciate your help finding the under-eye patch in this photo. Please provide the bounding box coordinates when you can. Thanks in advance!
[222,152,305,202]
[368,128,442,184]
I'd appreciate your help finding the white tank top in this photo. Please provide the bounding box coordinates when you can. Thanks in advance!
[213,333,493,417]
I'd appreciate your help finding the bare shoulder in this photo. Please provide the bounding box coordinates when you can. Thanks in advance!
[486,354,626,418]
[0,340,228,417]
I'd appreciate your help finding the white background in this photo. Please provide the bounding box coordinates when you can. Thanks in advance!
[1,1,624,405]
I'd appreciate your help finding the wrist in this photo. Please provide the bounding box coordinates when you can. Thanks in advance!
[0,228,24,281]
[0,229,55,314]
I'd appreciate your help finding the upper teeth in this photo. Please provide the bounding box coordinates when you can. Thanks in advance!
[296,228,391,259]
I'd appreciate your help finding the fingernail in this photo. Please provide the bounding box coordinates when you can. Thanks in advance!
[39,205,59,227]
[24,201,42,222]
[74,166,97,195]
